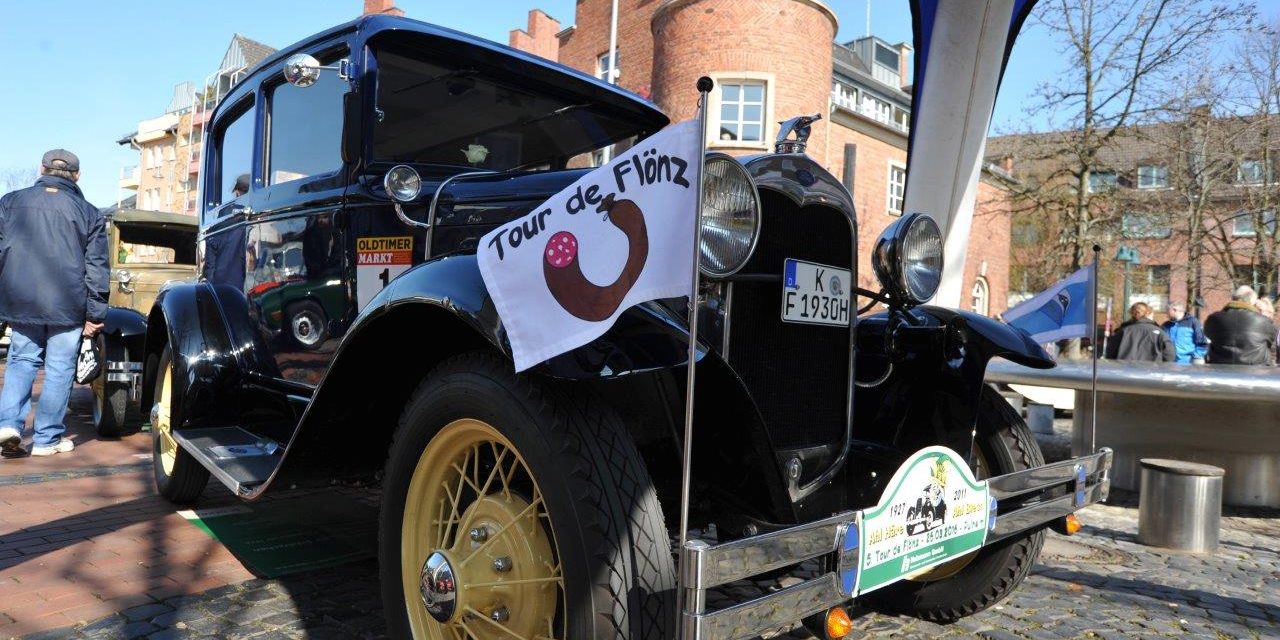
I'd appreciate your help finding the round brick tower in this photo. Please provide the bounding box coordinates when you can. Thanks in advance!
[650,0,837,156]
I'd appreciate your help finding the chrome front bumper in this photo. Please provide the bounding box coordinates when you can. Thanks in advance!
[105,361,144,401]
[680,448,1113,640]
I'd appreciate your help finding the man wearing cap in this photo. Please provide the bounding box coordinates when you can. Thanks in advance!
[0,150,108,458]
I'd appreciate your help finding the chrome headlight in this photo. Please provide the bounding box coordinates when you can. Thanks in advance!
[700,154,761,277]
[116,269,132,284]
[384,165,422,202]
[872,212,944,305]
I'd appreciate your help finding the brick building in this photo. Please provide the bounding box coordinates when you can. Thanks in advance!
[990,115,1280,319]
[509,0,1014,315]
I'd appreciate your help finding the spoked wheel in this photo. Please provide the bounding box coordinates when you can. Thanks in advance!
[287,301,327,350]
[381,351,675,639]
[403,419,564,638]
[91,375,132,437]
[150,346,209,503]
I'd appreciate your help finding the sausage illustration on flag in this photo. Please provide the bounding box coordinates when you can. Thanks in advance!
[477,120,703,371]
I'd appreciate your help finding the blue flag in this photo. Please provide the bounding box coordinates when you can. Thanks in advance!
[1002,266,1094,344]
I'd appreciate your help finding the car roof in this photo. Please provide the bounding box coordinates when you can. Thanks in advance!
[211,14,668,130]
[107,209,199,228]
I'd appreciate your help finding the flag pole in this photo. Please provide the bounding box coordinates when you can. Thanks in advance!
[676,76,714,637]
[1090,244,1101,454]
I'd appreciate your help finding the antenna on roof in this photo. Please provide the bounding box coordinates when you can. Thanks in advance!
[866,0,871,37]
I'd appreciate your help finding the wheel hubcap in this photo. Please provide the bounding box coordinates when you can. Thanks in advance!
[292,312,321,346]
[421,552,458,623]
[402,418,564,639]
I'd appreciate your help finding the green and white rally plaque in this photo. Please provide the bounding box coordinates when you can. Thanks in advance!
[857,446,991,594]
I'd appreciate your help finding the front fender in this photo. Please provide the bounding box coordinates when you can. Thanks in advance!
[375,254,697,379]
[854,306,1053,455]
[102,307,148,361]
[141,282,260,429]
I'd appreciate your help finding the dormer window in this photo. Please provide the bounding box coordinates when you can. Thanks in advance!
[872,43,901,87]
[1137,164,1168,189]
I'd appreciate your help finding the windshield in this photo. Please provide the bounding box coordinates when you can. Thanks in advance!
[373,45,644,170]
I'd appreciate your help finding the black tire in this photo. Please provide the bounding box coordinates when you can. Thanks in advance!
[151,346,210,504]
[285,300,328,351]
[379,351,676,639]
[865,386,1046,623]
[93,381,132,437]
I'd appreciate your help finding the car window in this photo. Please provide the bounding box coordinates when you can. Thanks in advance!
[267,53,345,185]
[216,101,256,207]
[117,224,198,265]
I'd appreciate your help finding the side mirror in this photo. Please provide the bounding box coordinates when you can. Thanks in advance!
[283,54,323,88]
[282,54,351,88]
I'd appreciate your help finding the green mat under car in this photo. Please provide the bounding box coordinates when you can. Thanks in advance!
[180,493,378,578]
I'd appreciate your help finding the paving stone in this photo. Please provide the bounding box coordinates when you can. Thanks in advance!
[122,603,173,623]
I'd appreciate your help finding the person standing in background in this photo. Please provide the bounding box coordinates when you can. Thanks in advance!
[1204,286,1276,365]
[1161,302,1208,364]
[1106,302,1175,362]
[0,150,107,458]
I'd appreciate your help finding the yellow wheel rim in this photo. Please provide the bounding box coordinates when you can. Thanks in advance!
[153,360,177,475]
[402,418,565,639]
[909,447,990,582]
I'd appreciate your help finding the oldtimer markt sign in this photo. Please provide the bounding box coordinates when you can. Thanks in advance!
[478,120,702,371]
[856,446,992,594]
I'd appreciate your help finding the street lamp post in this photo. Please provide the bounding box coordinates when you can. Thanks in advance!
[1115,245,1141,313]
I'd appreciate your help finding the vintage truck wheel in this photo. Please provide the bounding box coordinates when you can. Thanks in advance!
[286,300,327,350]
[380,352,675,639]
[865,387,1046,623]
[91,377,131,437]
[150,346,210,504]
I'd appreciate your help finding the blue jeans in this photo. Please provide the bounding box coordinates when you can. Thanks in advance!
[0,324,82,446]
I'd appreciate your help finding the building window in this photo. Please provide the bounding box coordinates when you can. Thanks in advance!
[1088,171,1117,193]
[971,277,990,316]
[1131,265,1171,311]
[1122,211,1171,238]
[718,82,766,143]
[596,51,619,82]
[1232,209,1277,236]
[1238,159,1268,185]
[1137,164,1168,189]
[887,162,906,215]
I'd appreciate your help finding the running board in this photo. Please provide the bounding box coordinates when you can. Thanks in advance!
[171,427,281,496]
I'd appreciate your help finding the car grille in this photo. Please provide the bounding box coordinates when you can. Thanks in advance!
[726,192,854,449]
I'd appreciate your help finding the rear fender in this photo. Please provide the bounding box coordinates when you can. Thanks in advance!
[853,306,1053,456]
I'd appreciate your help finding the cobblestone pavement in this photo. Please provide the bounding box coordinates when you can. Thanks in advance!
[5,376,1279,639]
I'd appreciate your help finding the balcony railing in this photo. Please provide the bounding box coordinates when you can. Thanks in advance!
[830,86,910,135]
[118,165,140,189]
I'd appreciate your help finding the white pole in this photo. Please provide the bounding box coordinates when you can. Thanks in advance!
[676,76,713,639]
[602,0,620,165]
[866,0,872,37]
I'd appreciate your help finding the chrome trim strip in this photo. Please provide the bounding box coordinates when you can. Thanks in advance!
[989,480,1109,542]
[683,573,844,640]
[106,361,144,372]
[987,448,1112,500]
[683,512,853,590]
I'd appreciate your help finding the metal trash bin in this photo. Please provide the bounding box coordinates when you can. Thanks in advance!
[1137,458,1224,553]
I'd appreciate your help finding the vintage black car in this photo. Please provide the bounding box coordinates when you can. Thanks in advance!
[142,15,1112,639]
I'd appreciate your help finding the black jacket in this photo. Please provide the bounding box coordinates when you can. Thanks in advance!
[0,176,108,325]
[1204,302,1277,365]
[1106,318,1175,362]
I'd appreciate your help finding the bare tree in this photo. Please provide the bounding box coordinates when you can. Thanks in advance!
[1006,0,1254,271]
[0,167,36,195]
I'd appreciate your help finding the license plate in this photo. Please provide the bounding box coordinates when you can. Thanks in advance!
[781,259,851,327]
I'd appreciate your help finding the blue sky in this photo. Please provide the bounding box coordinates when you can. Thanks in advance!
[0,1,1270,205]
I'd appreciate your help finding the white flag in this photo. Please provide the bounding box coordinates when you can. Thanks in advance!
[478,120,703,371]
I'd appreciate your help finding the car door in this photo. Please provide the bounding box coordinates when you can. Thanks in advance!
[242,45,351,388]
